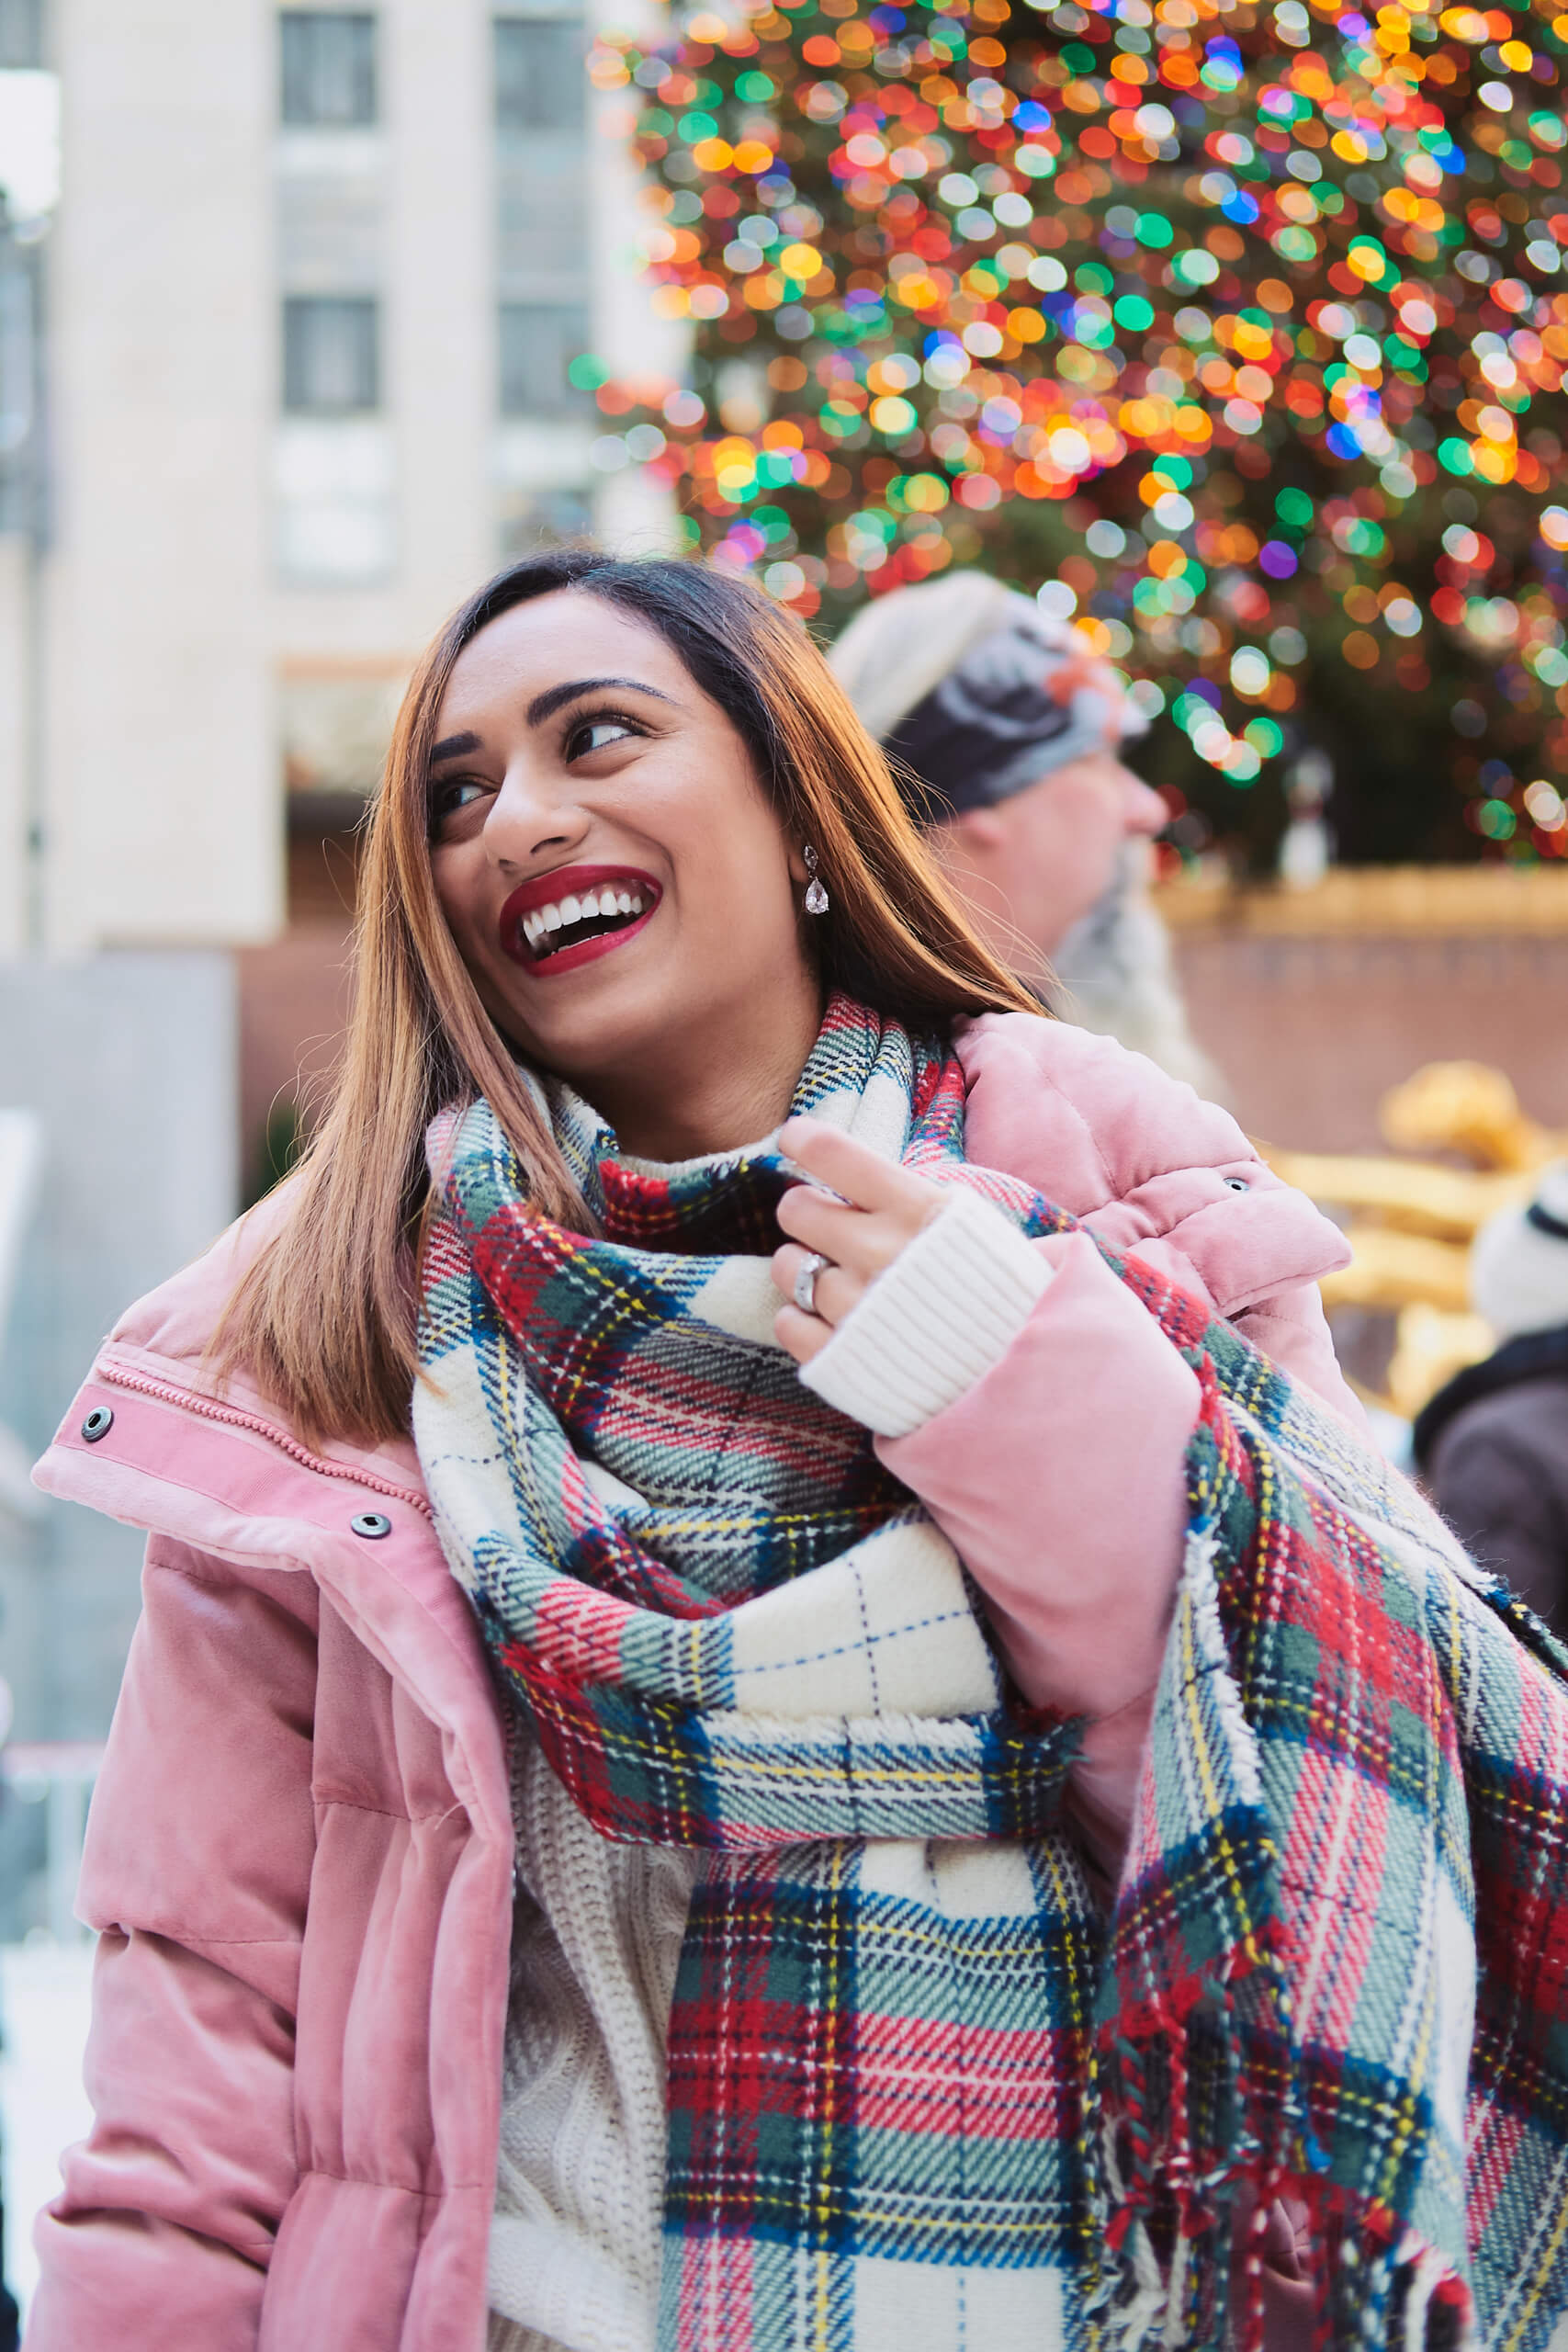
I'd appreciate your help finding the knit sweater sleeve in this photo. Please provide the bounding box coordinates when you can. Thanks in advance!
[799,1186,1055,1439]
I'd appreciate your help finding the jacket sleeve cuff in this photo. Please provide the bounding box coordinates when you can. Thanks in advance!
[798,1186,1055,1438]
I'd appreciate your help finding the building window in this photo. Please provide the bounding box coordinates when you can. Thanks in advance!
[284,296,379,413]
[0,0,43,68]
[281,11,377,127]
[499,302,589,419]
[494,17,586,134]
[275,413,396,584]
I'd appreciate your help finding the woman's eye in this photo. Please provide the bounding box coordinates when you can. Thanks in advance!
[431,778,489,831]
[568,716,638,760]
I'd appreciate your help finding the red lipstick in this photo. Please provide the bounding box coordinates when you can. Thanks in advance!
[498,863,663,978]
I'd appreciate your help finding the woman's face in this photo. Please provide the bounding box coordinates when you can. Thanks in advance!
[427,590,819,1121]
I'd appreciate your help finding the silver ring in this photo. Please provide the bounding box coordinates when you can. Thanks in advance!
[793,1250,829,1316]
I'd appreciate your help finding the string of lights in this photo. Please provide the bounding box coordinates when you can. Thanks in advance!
[585,0,1568,865]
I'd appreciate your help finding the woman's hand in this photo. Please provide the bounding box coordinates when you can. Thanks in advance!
[771,1115,948,1365]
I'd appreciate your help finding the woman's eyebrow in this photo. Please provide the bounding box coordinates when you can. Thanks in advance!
[429,730,481,765]
[525,675,677,727]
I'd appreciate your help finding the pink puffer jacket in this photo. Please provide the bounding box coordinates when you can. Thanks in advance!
[26,1014,1356,2352]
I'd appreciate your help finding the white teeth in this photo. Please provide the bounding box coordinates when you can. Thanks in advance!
[524,881,653,959]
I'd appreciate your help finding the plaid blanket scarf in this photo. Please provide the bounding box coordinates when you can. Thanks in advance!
[415,995,1568,2352]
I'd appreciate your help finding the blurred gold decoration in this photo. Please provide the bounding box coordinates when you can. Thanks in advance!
[1260,1149,1525,1244]
[1155,867,1568,936]
[1383,1307,1498,1426]
[1380,1061,1558,1174]
[1314,1227,1476,1316]
[1259,1061,1567,1423]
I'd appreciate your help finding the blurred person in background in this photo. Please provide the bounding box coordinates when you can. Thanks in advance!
[829,570,1217,1091]
[1415,1160,1568,1636]
[25,552,1568,2352]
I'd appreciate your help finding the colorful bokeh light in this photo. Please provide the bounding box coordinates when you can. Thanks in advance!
[586,0,1568,864]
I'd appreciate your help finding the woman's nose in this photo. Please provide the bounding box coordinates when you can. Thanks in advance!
[484,759,591,868]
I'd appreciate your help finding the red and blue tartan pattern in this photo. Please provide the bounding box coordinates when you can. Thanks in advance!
[1097,1252,1568,2346]
[513,1660,1077,1852]
[659,1849,1100,2343]
[416,998,1568,2351]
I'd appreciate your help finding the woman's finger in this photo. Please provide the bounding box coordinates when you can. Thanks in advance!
[778,1117,941,1221]
[775,1183,901,1276]
[771,1241,865,1329]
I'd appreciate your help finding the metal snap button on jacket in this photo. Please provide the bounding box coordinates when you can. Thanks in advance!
[81,1406,115,1442]
[1224,1176,1249,1193]
[350,1510,393,1540]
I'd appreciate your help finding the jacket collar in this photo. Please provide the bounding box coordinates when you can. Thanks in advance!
[31,1201,511,1854]
[955,1012,1352,1315]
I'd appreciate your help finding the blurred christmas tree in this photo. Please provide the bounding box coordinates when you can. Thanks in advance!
[589,0,1568,869]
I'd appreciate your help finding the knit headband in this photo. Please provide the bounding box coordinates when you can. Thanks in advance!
[881,594,1145,826]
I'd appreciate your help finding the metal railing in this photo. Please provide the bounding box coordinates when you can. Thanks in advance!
[2,1742,104,1942]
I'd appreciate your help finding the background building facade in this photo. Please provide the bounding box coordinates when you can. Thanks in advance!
[0,0,676,1922]
[4,0,677,961]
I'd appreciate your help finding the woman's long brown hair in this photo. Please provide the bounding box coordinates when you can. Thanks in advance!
[220,551,1042,1443]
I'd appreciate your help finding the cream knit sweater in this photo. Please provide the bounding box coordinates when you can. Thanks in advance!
[485,1186,1053,2352]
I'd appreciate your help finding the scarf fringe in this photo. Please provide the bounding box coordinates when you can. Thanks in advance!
[1090,1949,1481,2352]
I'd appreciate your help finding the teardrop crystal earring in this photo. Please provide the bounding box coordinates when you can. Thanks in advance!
[802,844,829,916]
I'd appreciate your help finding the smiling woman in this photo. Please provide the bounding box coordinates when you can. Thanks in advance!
[28,552,1568,2352]
[227,548,1034,1437]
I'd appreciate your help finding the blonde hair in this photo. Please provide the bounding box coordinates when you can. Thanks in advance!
[827,571,1033,742]
[219,552,1040,1443]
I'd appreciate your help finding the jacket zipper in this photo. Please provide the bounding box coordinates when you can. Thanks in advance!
[96,1361,434,1520]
